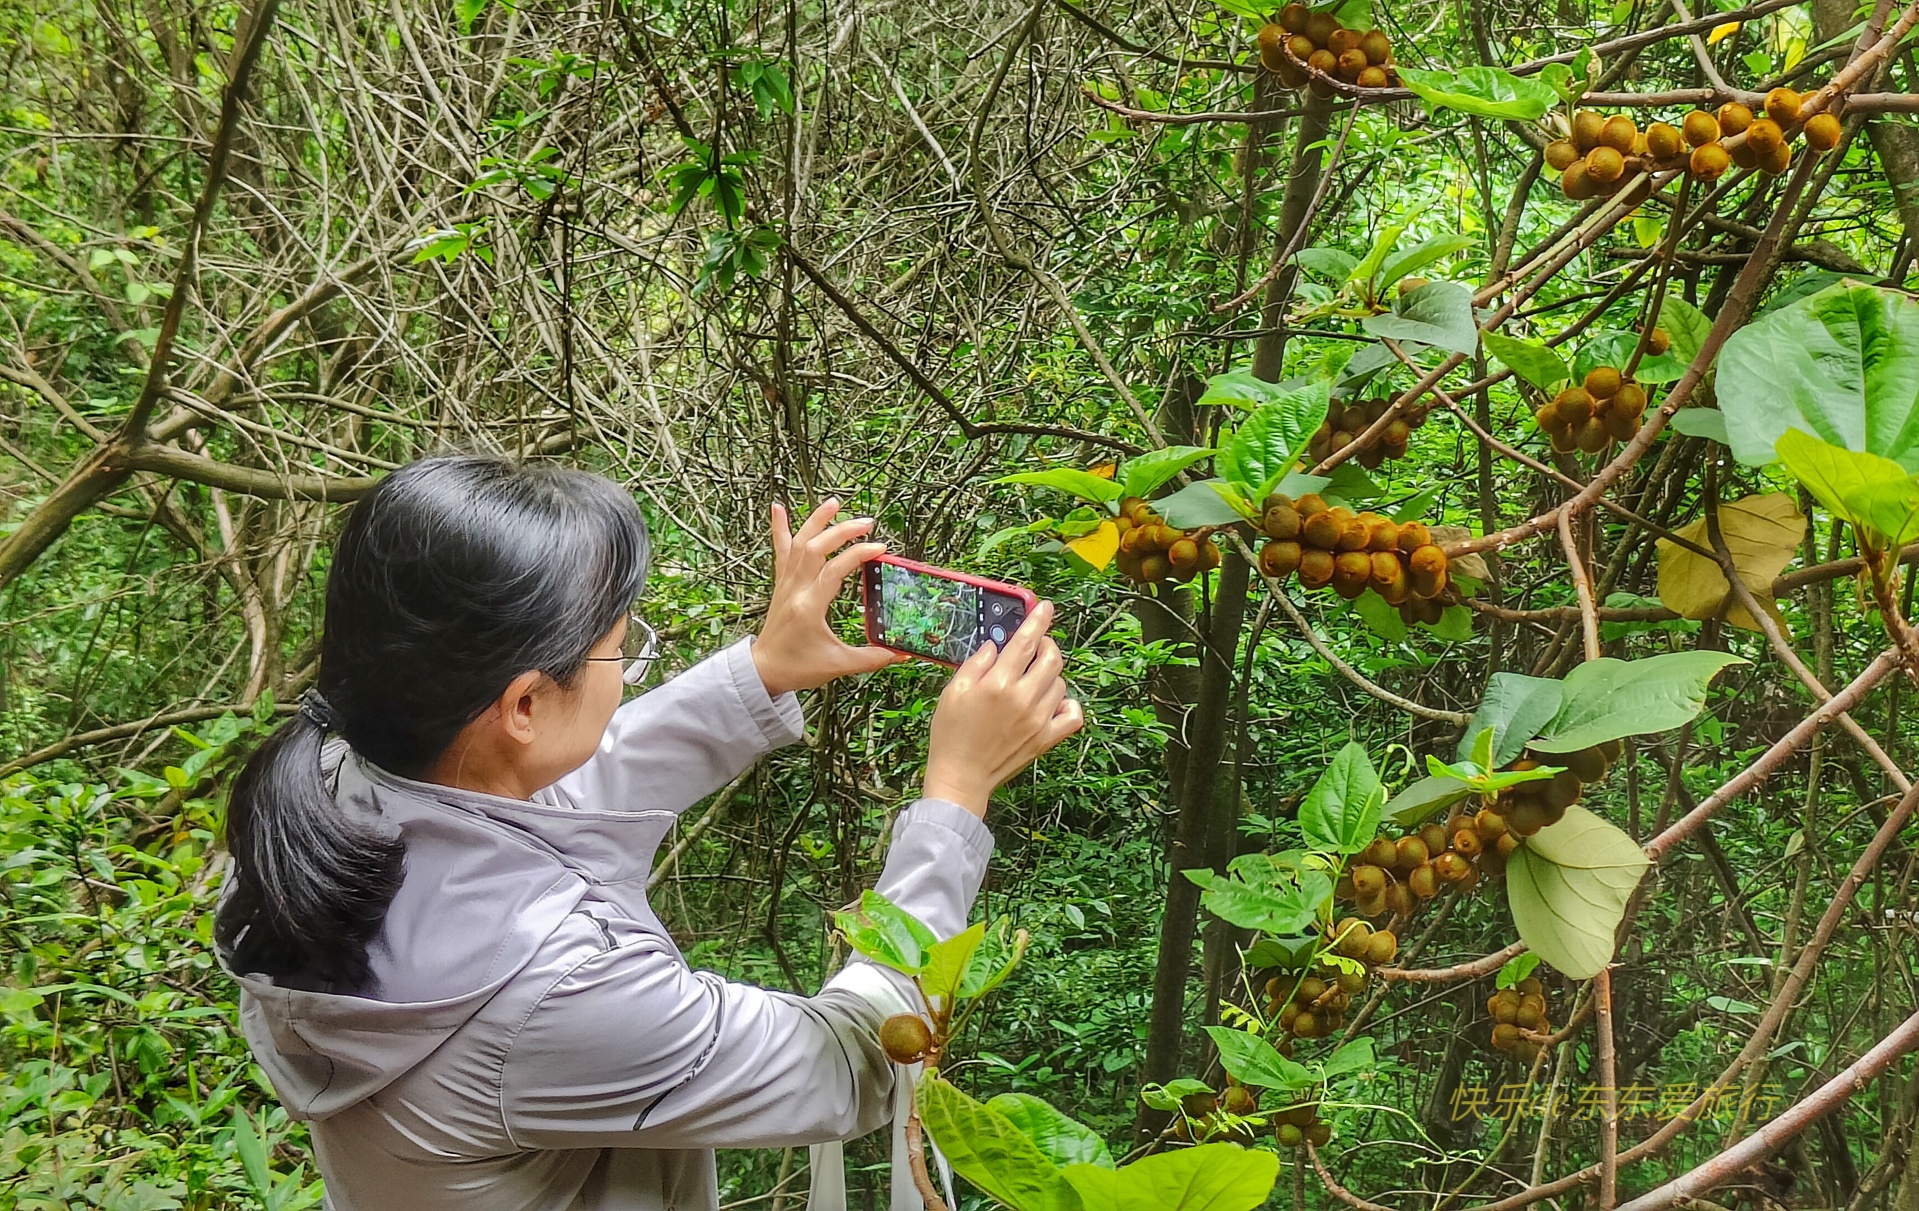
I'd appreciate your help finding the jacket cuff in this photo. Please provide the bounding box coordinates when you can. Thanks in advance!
[895,798,995,871]
[723,637,806,749]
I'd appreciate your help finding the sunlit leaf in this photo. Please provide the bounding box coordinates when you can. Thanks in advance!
[1063,1143,1279,1211]
[1656,493,1803,632]
[1506,806,1650,979]
[1530,651,1746,752]
[1396,65,1559,120]
[1066,521,1121,572]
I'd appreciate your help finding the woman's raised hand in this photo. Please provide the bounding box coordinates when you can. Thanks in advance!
[751,498,907,698]
[922,602,1083,819]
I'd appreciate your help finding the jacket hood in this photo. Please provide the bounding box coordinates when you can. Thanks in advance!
[223,748,681,1119]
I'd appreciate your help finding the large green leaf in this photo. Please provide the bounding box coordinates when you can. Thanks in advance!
[920,921,985,1007]
[1378,234,1475,293]
[1396,65,1558,120]
[960,920,1030,998]
[1481,330,1570,392]
[1658,295,1713,368]
[833,890,935,975]
[988,1093,1114,1170]
[1530,651,1745,753]
[1505,806,1650,979]
[1216,381,1330,495]
[1298,741,1383,854]
[1119,446,1214,500]
[1776,428,1919,549]
[1156,479,1252,529]
[1458,672,1565,766]
[1293,247,1360,284]
[1187,868,1332,936]
[918,1079,1081,1211]
[1718,282,1919,471]
[1203,1025,1315,1090]
[1362,281,1478,355]
[1574,330,1686,384]
[1062,1144,1280,1211]
[994,468,1128,505]
[1382,774,1474,827]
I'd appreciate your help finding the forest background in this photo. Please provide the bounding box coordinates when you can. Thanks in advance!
[3,0,1919,1207]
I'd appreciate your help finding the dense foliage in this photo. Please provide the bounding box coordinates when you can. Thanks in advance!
[4,0,1919,1207]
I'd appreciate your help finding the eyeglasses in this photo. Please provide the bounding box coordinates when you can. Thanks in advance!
[585,615,660,685]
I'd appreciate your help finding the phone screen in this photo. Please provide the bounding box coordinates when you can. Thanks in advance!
[871,562,982,663]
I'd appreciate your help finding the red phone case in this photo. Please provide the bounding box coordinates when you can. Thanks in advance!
[861,554,1039,667]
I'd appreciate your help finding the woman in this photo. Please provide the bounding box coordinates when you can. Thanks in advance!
[215,455,1080,1211]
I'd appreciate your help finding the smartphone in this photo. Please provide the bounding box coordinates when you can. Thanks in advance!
[862,555,1039,667]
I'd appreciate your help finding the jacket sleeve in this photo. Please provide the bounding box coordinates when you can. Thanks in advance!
[541,637,806,816]
[498,799,992,1151]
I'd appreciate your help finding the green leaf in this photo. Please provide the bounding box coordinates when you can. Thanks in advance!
[832,890,936,976]
[1217,381,1331,494]
[1776,428,1919,549]
[455,0,488,33]
[1202,1026,1316,1090]
[1119,446,1214,499]
[1156,479,1253,529]
[1657,296,1713,367]
[1351,589,1408,641]
[960,921,1030,998]
[1189,868,1333,935]
[1530,652,1746,753]
[1669,409,1729,444]
[995,468,1128,505]
[1378,234,1474,293]
[1505,806,1650,979]
[1458,673,1565,766]
[1382,774,1474,827]
[1395,65,1559,120]
[1293,247,1360,283]
[1495,952,1542,990]
[917,1079,1080,1211]
[1298,741,1383,854]
[989,1093,1115,1169]
[1574,330,1687,385]
[232,1109,273,1202]
[1350,224,1406,294]
[1321,1036,1376,1079]
[1140,1078,1216,1111]
[1481,331,1571,391]
[1718,282,1919,471]
[1362,281,1479,355]
[921,922,986,1006]
[1196,368,1287,409]
[1063,1144,1280,1211]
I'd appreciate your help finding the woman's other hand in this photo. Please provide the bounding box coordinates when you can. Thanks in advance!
[922,602,1083,818]
[752,498,906,698]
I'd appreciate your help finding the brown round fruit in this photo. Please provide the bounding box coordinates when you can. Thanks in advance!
[1571,110,1605,152]
[1302,509,1344,550]
[1745,117,1784,155]
[1561,159,1599,200]
[1370,550,1402,588]
[1359,28,1392,65]
[1366,929,1398,964]
[1545,139,1581,171]
[1803,111,1841,152]
[1305,10,1339,46]
[1453,828,1482,856]
[1292,1010,1320,1038]
[1545,768,1583,809]
[1554,388,1593,425]
[1363,837,1398,868]
[1296,493,1329,516]
[1758,140,1792,176]
[880,1014,933,1064]
[1168,539,1200,575]
[1646,327,1671,356]
[1265,503,1302,540]
[1395,835,1430,869]
[1563,746,1607,781]
[1506,800,1550,836]
[1600,115,1638,154]
[1260,539,1303,580]
[1258,24,1288,71]
[1408,862,1439,899]
[1646,121,1684,159]
[1287,33,1317,62]
[1491,1022,1521,1050]
[1396,521,1431,552]
[1584,366,1622,399]
[1327,26,1361,54]
[1435,852,1472,882]
[1764,87,1802,125]
[1584,146,1625,186]
[1298,547,1335,589]
[1277,1123,1305,1147]
[1575,415,1609,453]
[1419,822,1449,854]
[1138,553,1171,582]
[1615,382,1648,418]
[1682,111,1721,146]
[1357,65,1389,88]
[1308,48,1338,76]
[1717,102,1754,134]
[1336,47,1369,79]
[1690,141,1731,181]
[1332,550,1372,599]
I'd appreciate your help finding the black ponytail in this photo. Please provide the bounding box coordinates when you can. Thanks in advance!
[216,455,648,990]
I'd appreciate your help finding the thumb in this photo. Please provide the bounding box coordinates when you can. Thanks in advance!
[844,646,910,675]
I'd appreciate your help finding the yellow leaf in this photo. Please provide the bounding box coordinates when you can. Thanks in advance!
[1707,20,1741,43]
[1656,493,1804,633]
[1065,519,1120,571]
[1086,462,1117,479]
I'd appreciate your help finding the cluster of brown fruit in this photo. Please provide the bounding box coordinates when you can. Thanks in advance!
[1482,740,1623,837]
[1257,4,1400,95]
[1171,1082,1260,1143]
[1305,396,1432,468]
[1255,493,1451,606]
[1272,1097,1333,1149]
[1534,362,1652,454]
[1548,91,1841,197]
[1262,928,1391,1040]
[1336,822,1500,921]
[1487,977,1553,1064]
[1114,496,1221,585]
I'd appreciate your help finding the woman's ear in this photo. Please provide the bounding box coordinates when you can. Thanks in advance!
[495,669,548,748]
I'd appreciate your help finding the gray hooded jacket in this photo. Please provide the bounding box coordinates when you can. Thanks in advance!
[222,639,990,1211]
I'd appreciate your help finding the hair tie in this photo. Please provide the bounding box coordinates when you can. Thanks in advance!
[299,690,338,732]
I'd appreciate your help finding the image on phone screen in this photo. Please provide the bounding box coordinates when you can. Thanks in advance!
[875,563,979,663]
